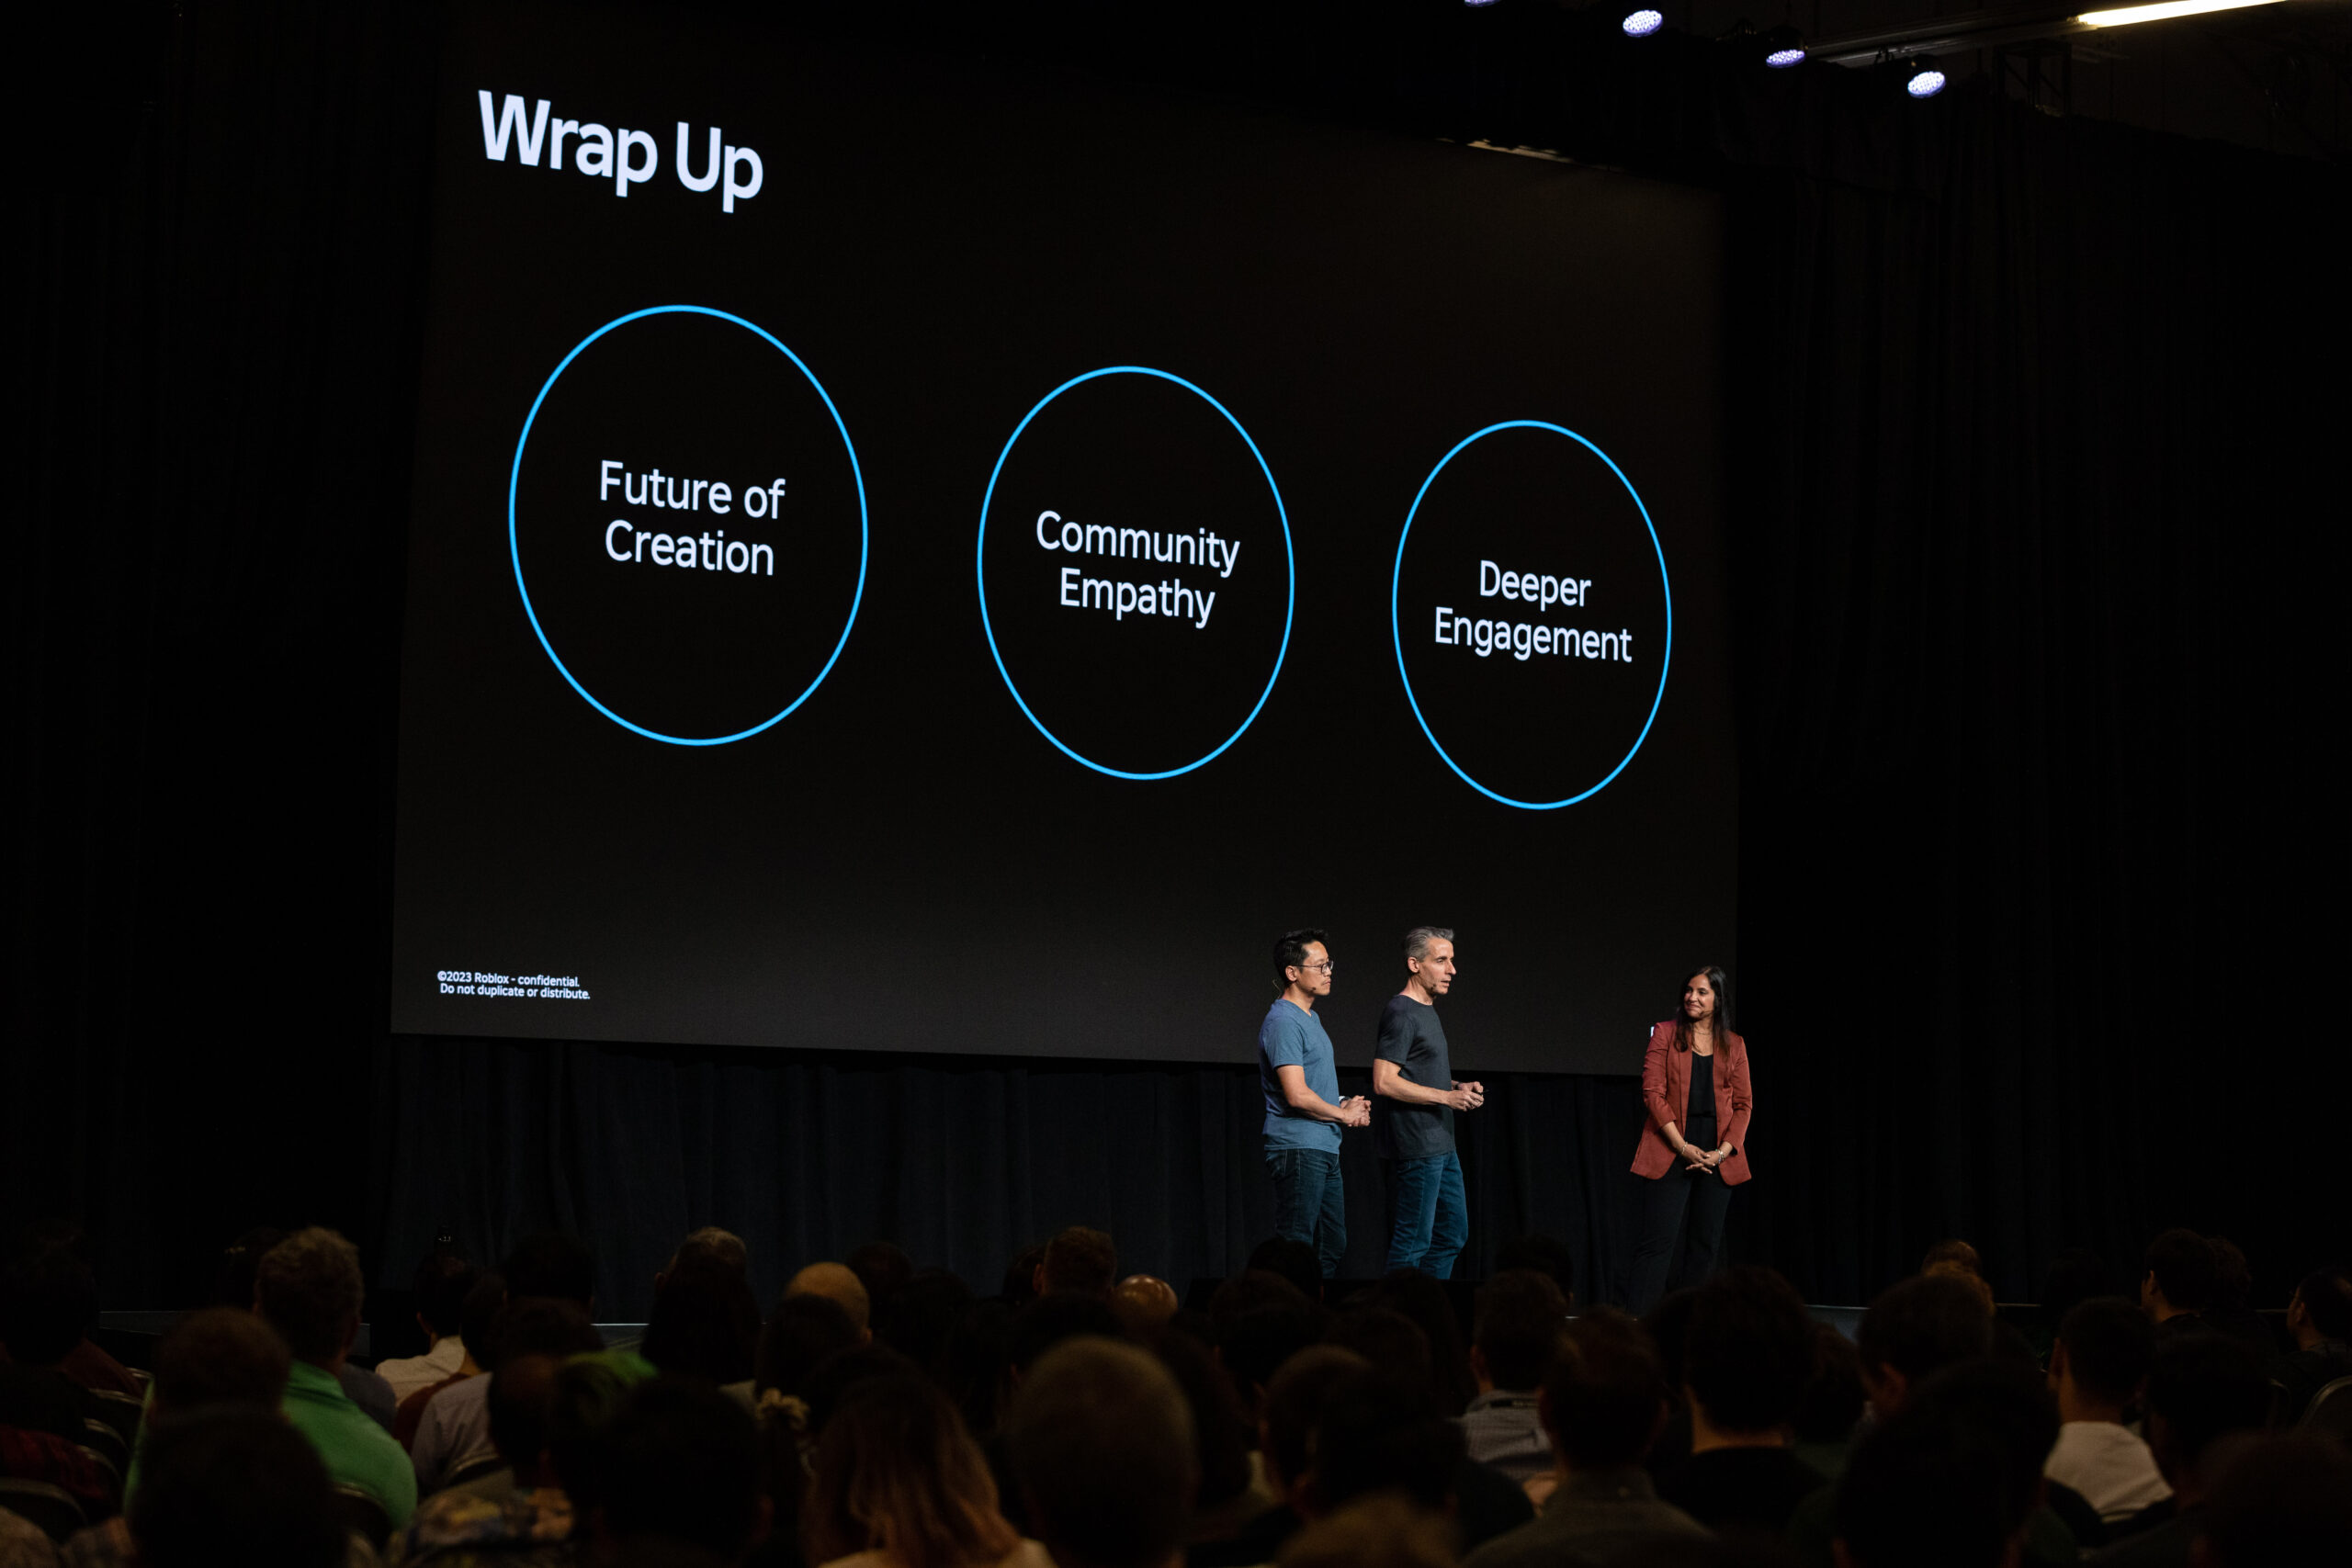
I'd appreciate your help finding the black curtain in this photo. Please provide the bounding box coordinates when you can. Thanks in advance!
[369,1038,1647,1322]
[7,1,2344,1314]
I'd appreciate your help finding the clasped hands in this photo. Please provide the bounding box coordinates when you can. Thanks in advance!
[1679,1141,1731,1174]
[1335,1095,1373,1127]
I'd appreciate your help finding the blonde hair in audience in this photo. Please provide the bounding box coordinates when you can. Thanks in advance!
[802,1375,1019,1568]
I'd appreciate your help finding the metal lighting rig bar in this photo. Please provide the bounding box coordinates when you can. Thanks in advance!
[1805,4,2101,63]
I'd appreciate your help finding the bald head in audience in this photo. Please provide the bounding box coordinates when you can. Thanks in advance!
[1114,1274,1182,1334]
[788,1261,874,1339]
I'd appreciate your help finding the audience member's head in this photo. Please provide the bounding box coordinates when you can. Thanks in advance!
[492,1295,604,1370]
[1247,1237,1324,1303]
[1831,1401,2017,1568]
[1276,1495,1455,1568]
[1539,1307,1668,1472]
[1641,1288,1701,1404]
[149,1306,290,1418]
[1324,1305,1434,1410]
[941,1296,1019,1438]
[214,1226,286,1312]
[787,1260,874,1338]
[878,1267,976,1370]
[504,1232,598,1309]
[1008,1291,1125,1377]
[1854,1273,1993,1416]
[1492,1234,1577,1305]
[1684,1264,1814,1438]
[1261,1346,1370,1499]
[1113,1274,1182,1337]
[1208,1269,1314,1329]
[488,1352,568,1486]
[1470,1269,1567,1394]
[2141,1333,2270,1495]
[253,1226,365,1370]
[0,1242,97,1367]
[1904,1358,2061,1549]
[459,1269,508,1362]
[1923,1258,1997,1316]
[1001,1245,1046,1305]
[2206,1236,2253,1314]
[595,1379,767,1560]
[131,1408,346,1568]
[2289,1262,2352,1348]
[1921,1238,1983,1277]
[1011,1337,1197,1568]
[2050,1297,2154,1420]
[545,1350,659,1510]
[803,1345,922,1438]
[2141,1228,2216,1317]
[1792,1322,1866,1447]
[850,1241,916,1314]
[1308,1371,1463,1516]
[2036,1248,2113,1330]
[1154,1329,1255,1513]
[1358,1271,1476,1416]
[665,1225,748,1279]
[413,1250,480,1346]
[756,1291,864,1397]
[1038,1226,1118,1297]
[1216,1296,1321,1419]
[2198,1431,2352,1565]
[642,1260,761,1384]
[802,1370,1016,1568]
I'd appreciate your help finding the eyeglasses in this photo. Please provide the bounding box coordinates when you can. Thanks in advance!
[1296,961,1336,974]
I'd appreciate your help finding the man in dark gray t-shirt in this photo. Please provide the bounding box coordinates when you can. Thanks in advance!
[1372,926,1484,1278]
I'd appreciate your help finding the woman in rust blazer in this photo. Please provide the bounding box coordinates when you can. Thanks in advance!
[1626,964,1751,1314]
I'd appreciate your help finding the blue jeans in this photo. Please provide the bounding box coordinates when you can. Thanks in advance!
[1266,1145,1348,1279]
[1382,1152,1468,1278]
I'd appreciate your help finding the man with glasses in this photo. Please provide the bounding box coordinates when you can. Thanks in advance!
[1374,926,1482,1278]
[1260,929,1370,1281]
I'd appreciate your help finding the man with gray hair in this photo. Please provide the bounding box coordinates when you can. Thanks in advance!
[1373,926,1482,1278]
[1010,1337,1198,1568]
[253,1225,418,1529]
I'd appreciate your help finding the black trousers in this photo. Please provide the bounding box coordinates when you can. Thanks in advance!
[1626,1168,1736,1314]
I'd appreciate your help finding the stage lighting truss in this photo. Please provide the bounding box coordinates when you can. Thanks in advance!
[1800,0,2296,72]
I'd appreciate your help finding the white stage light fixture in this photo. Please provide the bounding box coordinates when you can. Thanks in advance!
[1623,9,1666,37]
[1906,61,1948,96]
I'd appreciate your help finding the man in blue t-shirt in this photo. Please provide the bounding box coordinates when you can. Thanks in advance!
[1259,928,1371,1280]
[1373,925,1484,1278]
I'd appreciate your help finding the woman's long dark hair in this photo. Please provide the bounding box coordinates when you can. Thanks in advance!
[1672,965,1732,1055]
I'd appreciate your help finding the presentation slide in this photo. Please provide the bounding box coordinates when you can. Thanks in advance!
[387,4,1736,1074]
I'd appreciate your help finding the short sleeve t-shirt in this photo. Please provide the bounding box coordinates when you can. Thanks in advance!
[1260,999,1342,1153]
[1373,993,1454,1160]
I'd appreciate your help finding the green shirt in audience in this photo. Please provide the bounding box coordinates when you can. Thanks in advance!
[283,1359,419,1529]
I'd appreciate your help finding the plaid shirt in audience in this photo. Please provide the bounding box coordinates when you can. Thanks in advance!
[62,1517,385,1568]
[0,1421,113,1510]
[386,1483,574,1567]
[1456,1391,1552,1483]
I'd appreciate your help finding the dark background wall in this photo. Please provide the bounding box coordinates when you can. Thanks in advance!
[7,0,2346,1323]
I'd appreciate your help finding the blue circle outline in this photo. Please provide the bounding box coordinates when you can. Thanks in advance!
[976,367,1295,781]
[508,305,868,746]
[1390,421,1672,810]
